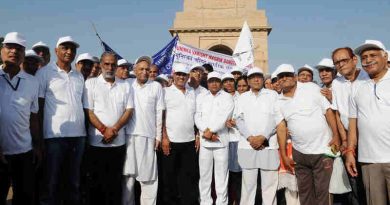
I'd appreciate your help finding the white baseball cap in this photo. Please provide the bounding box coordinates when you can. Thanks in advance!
[56,36,79,48]
[298,64,314,74]
[134,55,152,65]
[92,56,100,63]
[230,67,243,74]
[354,40,386,56]
[221,73,234,81]
[315,58,334,70]
[76,53,94,64]
[207,71,222,81]
[247,67,264,77]
[271,70,278,80]
[387,50,390,62]
[156,74,169,82]
[3,32,26,48]
[32,41,49,49]
[118,59,131,67]
[276,64,295,75]
[190,64,205,71]
[173,63,189,74]
[25,50,43,62]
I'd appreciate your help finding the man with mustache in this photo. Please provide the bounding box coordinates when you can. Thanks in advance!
[37,36,86,205]
[0,32,41,205]
[83,51,134,205]
[32,41,50,68]
[22,50,44,76]
[315,58,336,102]
[346,40,390,205]
[297,64,314,83]
[123,56,164,205]
[75,52,95,80]
[187,64,208,97]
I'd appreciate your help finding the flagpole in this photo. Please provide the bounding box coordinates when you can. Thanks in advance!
[90,21,105,52]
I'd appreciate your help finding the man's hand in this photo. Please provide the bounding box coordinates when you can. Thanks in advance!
[195,136,200,152]
[32,147,43,169]
[340,139,348,153]
[162,137,171,156]
[328,135,341,152]
[103,127,118,143]
[282,155,295,172]
[155,139,161,151]
[248,135,266,150]
[345,152,358,177]
[225,119,236,128]
[210,134,219,142]
[320,88,332,102]
[203,128,213,140]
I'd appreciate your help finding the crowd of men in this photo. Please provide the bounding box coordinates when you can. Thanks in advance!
[0,31,389,205]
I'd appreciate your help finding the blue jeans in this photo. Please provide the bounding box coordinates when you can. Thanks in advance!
[40,137,85,205]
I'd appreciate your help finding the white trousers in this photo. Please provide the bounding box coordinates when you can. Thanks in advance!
[285,189,300,205]
[122,176,158,205]
[240,169,278,205]
[199,146,229,205]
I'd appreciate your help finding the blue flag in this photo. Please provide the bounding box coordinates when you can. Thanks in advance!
[152,35,178,75]
[101,41,123,60]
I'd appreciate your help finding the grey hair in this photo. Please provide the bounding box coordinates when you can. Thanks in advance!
[100,51,118,63]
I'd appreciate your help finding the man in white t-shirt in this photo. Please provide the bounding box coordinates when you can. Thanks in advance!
[275,64,340,205]
[122,56,164,205]
[83,52,134,205]
[331,47,369,205]
[160,63,199,205]
[195,72,234,205]
[235,67,280,205]
[346,40,390,205]
[0,32,41,205]
[36,36,86,205]
[187,64,208,97]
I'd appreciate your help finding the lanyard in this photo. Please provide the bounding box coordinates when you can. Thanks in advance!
[2,75,21,91]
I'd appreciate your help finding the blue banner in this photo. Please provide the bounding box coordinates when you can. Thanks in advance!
[152,35,179,75]
[101,41,123,60]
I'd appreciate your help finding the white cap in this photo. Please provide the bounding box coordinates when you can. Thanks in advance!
[315,58,334,69]
[190,64,205,71]
[230,67,243,74]
[76,53,94,64]
[3,32,26,48]
[298,64,314,73]
[276,64,295,75]
[247,67,264,77]
[387,50,390,62]
[207,71,222,81]
[56,36,79,48]
[32,41,49,49]
[354,40,386,56]
[156,74,169,82]
[134,55,152,65]
[271,70,278,80]
[92,56,100,63]
[118,59,131,67]
[25,50,43,62]
[173,63,189,74]
[221,73,234,81]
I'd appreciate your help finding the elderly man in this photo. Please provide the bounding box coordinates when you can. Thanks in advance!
[123,56,164,205]
[331,47,369,205]
[83,52,134,205]
[297,64,314,83]
[75,52,95,80]
[36,36,86,205]
[270,70,282,94]
[187,64,208,96]
[275,64,340,205]
[116,59,131,80]
[32,41,50,67]
[234,67,280,205]
[0,32,41,205]
[195,71,234,205]
[149,64,159,81]
[315,58,336,102]
[22,50,43,75]
[160,63,199,205]
[345,40,390,205]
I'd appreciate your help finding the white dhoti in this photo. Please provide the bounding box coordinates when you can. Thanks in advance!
[123,135,158,205]
[240,169,278,205]
[199,146,229,205]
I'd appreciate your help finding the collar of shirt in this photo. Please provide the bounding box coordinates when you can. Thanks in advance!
[371,68,390,83]
[133,79,152,89]
[97,74,119,88]
[172,84,192,96]
[51,62,77,74]
[0,65,28,80]
[206,89,223,97]
[338,68,366,83]
[279,82,303,100]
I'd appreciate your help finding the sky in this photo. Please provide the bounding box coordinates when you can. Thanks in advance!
[1,0,390,74]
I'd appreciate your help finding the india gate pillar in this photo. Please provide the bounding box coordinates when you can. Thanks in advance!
[170,0,272,73]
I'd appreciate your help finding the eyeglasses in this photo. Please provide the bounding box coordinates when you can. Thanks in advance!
[333,58,351,67]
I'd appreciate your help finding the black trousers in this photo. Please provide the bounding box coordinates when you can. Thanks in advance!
[0,150,35,205]
[160,141,199,205]
[87,145,126,205]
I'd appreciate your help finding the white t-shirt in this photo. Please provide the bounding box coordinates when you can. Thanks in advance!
[275,82,332,154]
[83,75,134,147]
[164,85,196,143]
[195,90,234,148]
[36,63,86,138]
[0,68,39,155]
[235,89,279,149]
[125,79,164,140]
[349,69,390,163]
[186,83,208,97]
[331,69,369,130]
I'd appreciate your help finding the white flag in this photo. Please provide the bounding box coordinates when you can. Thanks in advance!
[233,21,255,69]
